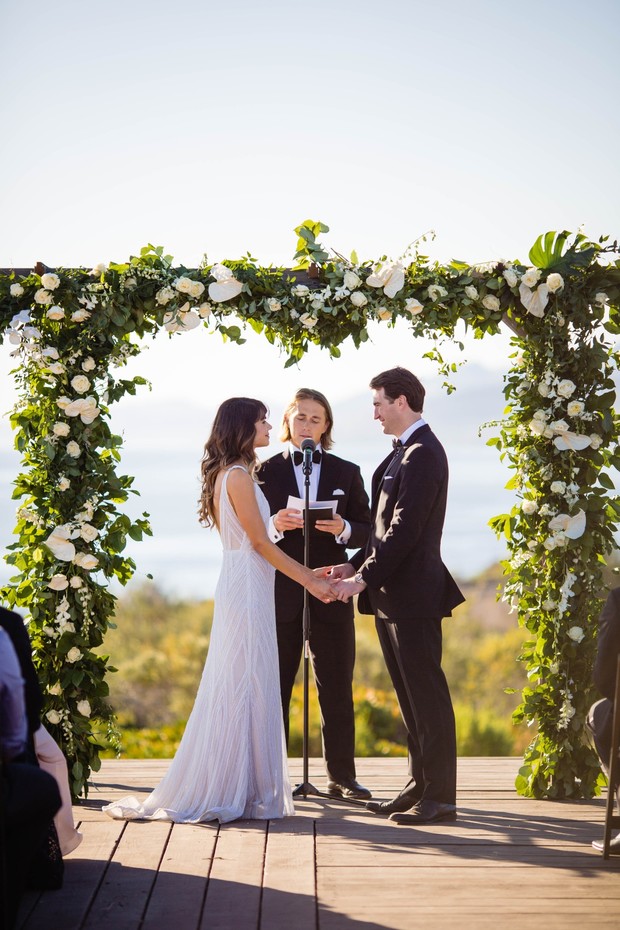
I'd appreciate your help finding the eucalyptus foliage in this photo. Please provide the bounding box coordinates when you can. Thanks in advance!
[1,221,619,798]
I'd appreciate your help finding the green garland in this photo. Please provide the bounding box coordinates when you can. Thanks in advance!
[1,221,619,798]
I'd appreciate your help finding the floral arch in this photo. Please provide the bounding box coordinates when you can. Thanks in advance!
[1,220,619,800]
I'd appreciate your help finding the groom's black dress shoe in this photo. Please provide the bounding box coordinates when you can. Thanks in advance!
[389,800,457,825]
[366,793,421,816]
[592,833,620,854]
[327,779,372,800]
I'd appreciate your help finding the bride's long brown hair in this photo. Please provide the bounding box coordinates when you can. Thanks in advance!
[199,397,268,528]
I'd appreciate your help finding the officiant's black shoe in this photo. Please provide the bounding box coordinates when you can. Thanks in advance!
[389,800,457,825]
[327,779,372,800]
[592,833,620,854]
[366,793,421,816]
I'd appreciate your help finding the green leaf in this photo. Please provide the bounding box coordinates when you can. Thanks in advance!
[528,230,569,269]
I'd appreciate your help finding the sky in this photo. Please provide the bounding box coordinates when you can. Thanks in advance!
[1,0,619,596]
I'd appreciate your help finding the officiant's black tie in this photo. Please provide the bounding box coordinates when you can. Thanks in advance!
[293,449,322,465]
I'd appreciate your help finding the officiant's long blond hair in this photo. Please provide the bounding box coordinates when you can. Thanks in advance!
[199,397,267,528]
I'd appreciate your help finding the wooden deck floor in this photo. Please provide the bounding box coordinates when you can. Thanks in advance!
[17,757,620,930]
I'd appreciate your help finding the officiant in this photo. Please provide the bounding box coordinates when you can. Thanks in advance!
[259,388,372,800]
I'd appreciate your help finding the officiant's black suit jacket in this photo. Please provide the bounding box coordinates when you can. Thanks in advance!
[351,423,464,619]
[259,449,371,624]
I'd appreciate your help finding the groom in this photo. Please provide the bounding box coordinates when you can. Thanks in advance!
[330,367,464,824]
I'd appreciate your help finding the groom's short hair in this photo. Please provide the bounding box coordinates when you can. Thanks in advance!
[370,367,425,413]
[280,388,334,450]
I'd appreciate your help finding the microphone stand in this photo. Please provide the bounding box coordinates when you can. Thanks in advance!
[292,441,366,807]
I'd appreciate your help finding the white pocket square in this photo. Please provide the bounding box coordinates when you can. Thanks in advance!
[332,489,345,495]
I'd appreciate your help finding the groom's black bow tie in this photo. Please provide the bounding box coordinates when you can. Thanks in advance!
[293,449,322,466]
[392,438,404,451]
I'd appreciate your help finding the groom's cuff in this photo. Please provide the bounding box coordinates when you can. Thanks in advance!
[268,516,284,543]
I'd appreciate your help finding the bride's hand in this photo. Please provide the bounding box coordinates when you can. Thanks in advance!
[306,574,337,604]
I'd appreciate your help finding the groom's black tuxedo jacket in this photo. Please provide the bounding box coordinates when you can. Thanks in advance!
[259,450,371,623]
[352,423,464,620]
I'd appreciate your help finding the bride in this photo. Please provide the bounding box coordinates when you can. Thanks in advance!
[104,397,334,823]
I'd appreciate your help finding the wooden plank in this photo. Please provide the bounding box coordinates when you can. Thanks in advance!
[198,822,266,930]
[82,821,171,930]
[142,823,218,930]
[261,816,315,930]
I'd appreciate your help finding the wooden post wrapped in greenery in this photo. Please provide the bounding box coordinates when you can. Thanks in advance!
[0,223,618,798]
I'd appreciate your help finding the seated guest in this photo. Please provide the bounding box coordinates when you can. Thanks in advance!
[1,627,61,928]
[588,587,620,853]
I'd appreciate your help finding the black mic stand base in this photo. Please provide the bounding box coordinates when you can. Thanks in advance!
[291,780,369,807]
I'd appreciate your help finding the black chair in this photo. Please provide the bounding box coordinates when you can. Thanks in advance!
[601,655,620,859]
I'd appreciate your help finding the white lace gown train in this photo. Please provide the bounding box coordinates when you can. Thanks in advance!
[103,467,294,823]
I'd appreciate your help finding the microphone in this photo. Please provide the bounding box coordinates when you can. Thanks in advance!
[301,437,316,476]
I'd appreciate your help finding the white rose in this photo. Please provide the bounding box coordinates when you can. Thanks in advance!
[90,263,107,276]
[198,302,213,318]
[46,306,65,321]
[77,700,92,717]
[265,298,281,313]
[66,441,81,458]
[299,312,318,329]
[48,362,65,375]
[521,499,538,514]
[521,267,542,287]
[71,308,91,323]
[53,422,70,437]
[377,307,392,321]
[46,709,62,725]
[546,273,564,293]
[188,280,205,299]
[48,573,69,590]
[542,599,557,611]
[82,357,96,372]
[156,286,175,305]
[173,276,193,294]
[42,347,59,360]
[537,381,551,398]
[556,379,576,398]
[71,374,91,394]
[69,576,84,588]
[550,420,569,434]
[427,284,448,302]
[568,626,585,644]
[350,291,368,308]
[550,481,566,494]
[503,268,518,287]
[543,536,558,551]
[404,298,424,315]
[48,682,62,695]
[594,292,609,306]
[291,284,310,297]
[73,552,99,570]
[343,270,361,290]
[34,288,53,304]
[464,285,478,300]
[58,477,70,491]
[66,647,83,663]
[533,409,548,421]
[587,433,602,450]
[567,400,584,417]
[79,523,99,542]
[482,294,500,311]
[10,282,24,297]
[529,419,547,436]
[40,273,60,290]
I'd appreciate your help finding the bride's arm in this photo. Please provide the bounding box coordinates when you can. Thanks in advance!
[226,469,333,603]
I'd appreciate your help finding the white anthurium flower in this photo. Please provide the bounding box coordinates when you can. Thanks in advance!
[66,440,81,458]
[45,524,80,561]
[70,576,84,588]
[299,312,319,329]
[548,509,586,539]
[553,432,592,452]
[377,307,392,321]
[343,270,361,290]
[426,283,448,303]
[40,273,60,290]
[519,282,549,317]
[66,647,83,663]
[568,626,585,643]
[11,309,30,325]
[178,310,201,331]
[71,374,91,394]
[73,552,99,570]
[291,284,310,297]
[8,331,22,345]
[48,573,69,591]
[34,288,53,304]
[567,400,584,417]
[405,298,424,315]
[10,282,25,297]
[482,294,500,311]
[550,419,569,434]
[521,267,542,287]
[46,709,62,725]
[208,264,243,302]
[503,267,518,287]
[56,395,71,409]
[265,298,280,313]
[367,262,406,298]
[464,285,478,300]
[543,536,558,551]
[77,700,92,717]
[556,379,576,398]
[71,308,91,323]
[46,305,65,321]
[79,523,99,542]
[41,346,59,360]
[63,397,98,423]
[546,273,564,293]
[350,291,368,308]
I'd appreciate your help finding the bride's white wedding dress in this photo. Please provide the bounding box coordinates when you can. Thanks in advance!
[103,466,294,823]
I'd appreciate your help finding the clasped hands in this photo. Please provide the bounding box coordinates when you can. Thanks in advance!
[312,563,366,604]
